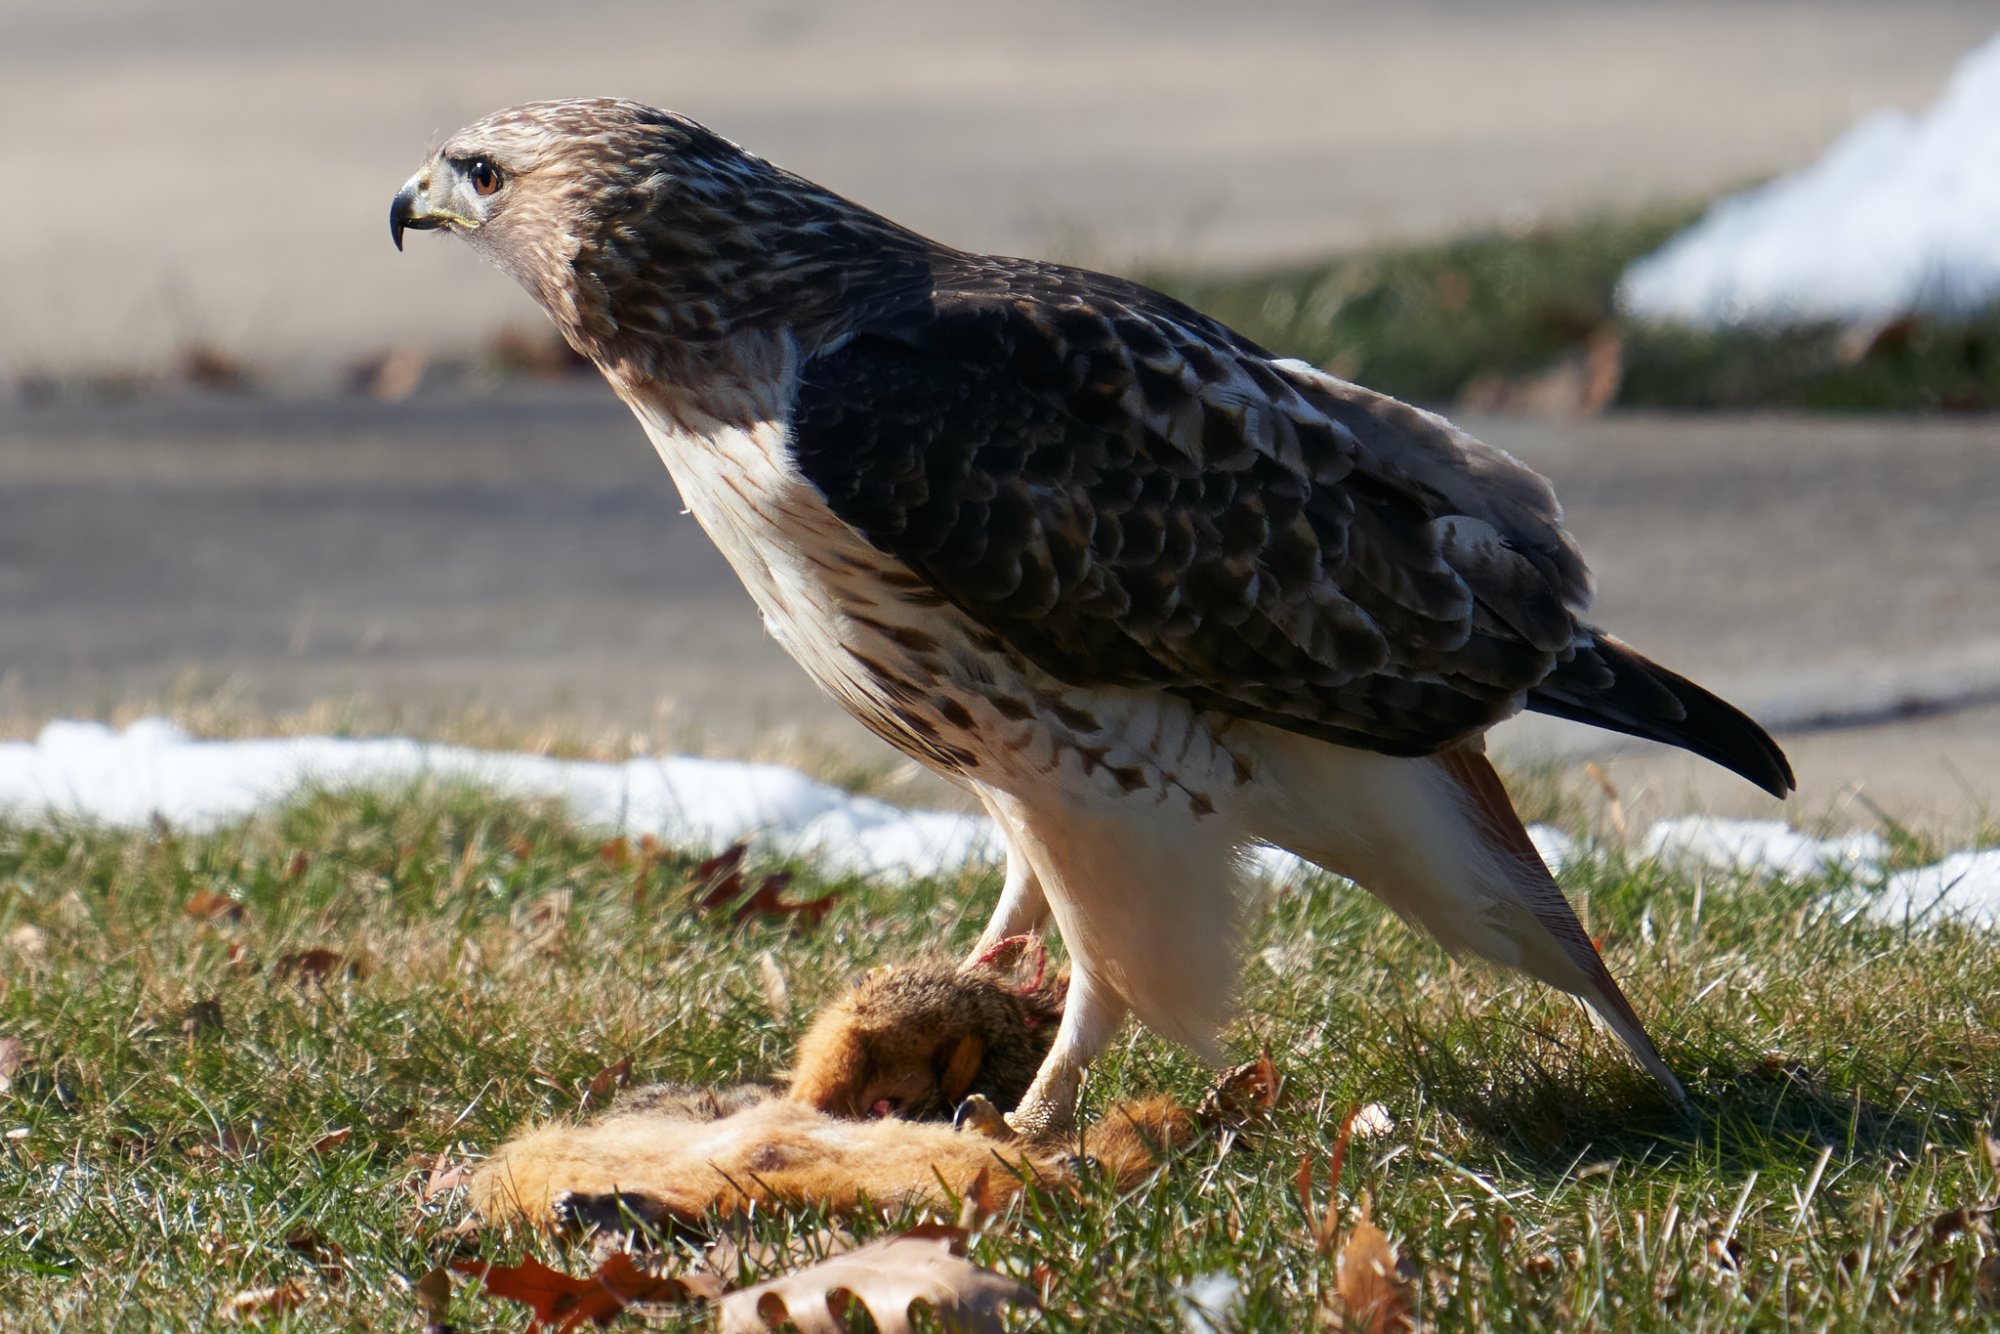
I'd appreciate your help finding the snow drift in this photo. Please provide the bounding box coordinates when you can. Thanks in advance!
[1620,32,2000,327]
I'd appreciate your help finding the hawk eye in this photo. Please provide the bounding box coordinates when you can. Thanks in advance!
[467,158,503,196]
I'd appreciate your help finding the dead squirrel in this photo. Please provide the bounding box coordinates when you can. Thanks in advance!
[787,944,1064,1119]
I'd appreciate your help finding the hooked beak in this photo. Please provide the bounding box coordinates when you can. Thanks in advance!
[390,178,443,252]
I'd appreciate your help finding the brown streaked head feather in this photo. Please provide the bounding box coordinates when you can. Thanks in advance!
[409,99,933,413]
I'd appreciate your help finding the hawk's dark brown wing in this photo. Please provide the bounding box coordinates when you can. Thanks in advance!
[789,254,1793,792]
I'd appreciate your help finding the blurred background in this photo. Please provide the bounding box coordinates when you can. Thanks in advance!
[2,0,1996,829]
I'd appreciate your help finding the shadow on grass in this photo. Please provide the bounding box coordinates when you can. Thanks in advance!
[1410,1033,1954,1183]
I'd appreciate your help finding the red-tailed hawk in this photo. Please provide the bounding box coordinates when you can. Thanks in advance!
[393,100,1791,1133]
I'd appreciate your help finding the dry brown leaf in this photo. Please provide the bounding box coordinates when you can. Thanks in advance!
[718,1223,1034,1333]
[1332,1198,1415,1333]
[513,889,573,953]
[0,1036,25,1094]
[181,1126,260,1160]
[732,876,840,927]
[223,1277,308,1319]
[420,1152,474,1200]
[701,1224,857,1289]
[453,1250,720,1331]
[276,949,365,984]
[415,1266,454,1330]
[756,951,791,1020]
[688,844,751,909]
[310,1127,354,1155]
[285,1228,347,1284]
[1198,1049,1280,1126]
[582,1058,633,1108]
[6,924,48,962]
[956,1166,1003,1232]
[183,889,246,924]
[181,999,226,1041]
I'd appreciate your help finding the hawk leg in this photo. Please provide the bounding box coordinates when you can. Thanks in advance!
[963,792,1051,964]
[1003,966,1128,1139]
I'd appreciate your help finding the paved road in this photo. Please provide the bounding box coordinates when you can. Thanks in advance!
[2,388,1994,830]
[3,1,1995,375]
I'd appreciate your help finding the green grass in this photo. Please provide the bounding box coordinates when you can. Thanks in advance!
[4,783,1999,1330]
[1155,211,2000,412]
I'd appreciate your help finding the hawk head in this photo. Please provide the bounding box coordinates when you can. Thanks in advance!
[392,99,931,404]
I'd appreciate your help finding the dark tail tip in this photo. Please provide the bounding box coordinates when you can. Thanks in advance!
[1529,635,1796,798]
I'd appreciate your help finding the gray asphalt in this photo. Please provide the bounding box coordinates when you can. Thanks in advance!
[3,388,1994,829]
[4,1,1995,375]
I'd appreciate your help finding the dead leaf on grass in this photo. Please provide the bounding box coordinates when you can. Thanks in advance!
[285,1228,347,1284]
[181,1126,260,1160]
[416,1266,454,1330]
[183,889,246,924]
[418,1152,474,1200]
[453,1250,720,1331]
[719,1223,1034,1334]
[513,889,573,953]
[276,949,366,984]
[0,1036,26,1094]
[756,950,791,1020]
[310,1127,354,1155]
[687,846,840,927]
[181,998,226,1041]
[581,1058,632,1108]
[223,1277,309,1319]
[732,875,840,927]
[1333,1199,1417,1333]
[6,924,48,962]
[1198,1049,1280,1126]
[956,1165,1003,1232]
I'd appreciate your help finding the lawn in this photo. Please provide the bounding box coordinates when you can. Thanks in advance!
[3,780,1998,1330]
[1152,211,2000,413]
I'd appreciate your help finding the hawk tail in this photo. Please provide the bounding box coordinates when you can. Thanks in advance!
[1528,633,1795,798]
[1437,747,1688,1103]
[1246,730,1687,1101]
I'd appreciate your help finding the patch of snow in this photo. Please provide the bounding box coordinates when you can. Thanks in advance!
[1871,849,2000,929]
[0,719,998,881]
[6,719,1997,931]
[1641,817,1886,881]
[1175,1272,1242,1334]
[1528,823,1579,871]
[1620,32,2000,327]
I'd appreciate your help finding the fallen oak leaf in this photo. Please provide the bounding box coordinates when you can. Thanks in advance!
[730,873,840,928]
[581,1057,633,1108]
[223,1277,309,1319]
[687,844,752,911]
[756,950,791,1020]
[1331,1195,1416,1334]
[276,949,366,984]
[452,1250,719,1331]
[183,889,247,924]
[285,1228,348,1284]
[415,1266,453,1332]
[719,1223,1034,1334]
[0,1036,26,1095]
[1198,1049,1279,1126]
[419,1152,474,1200]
